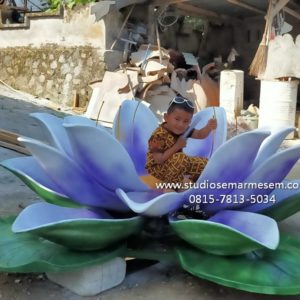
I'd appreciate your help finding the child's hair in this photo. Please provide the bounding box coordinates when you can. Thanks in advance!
[167,96,194,114]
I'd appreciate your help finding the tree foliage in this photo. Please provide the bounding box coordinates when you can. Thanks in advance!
[43,0,97,10]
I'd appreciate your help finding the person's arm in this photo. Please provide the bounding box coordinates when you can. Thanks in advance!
[190,118,217,139]
[152,137,186,164]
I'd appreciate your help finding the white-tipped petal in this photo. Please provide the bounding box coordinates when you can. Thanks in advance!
[64,124,149,192]
[112,100,158,175]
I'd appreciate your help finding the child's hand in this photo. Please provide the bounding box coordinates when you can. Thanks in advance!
[206,118,217,131]
[190,118,217,139]
[175,136,187,150]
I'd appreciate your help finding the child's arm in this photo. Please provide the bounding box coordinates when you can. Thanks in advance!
[190,118,217,139]
[152,137,186,164]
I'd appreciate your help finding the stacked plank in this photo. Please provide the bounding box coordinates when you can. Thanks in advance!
[85,70,139,126]
[0,129,30,155]
[131,45,175,121]
[85,45,220,124]
[131,46,219,121]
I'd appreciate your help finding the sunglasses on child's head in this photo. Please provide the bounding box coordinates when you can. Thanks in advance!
[169,96,194,109]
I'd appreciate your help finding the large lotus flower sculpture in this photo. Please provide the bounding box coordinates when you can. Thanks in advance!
[1,99,300,295]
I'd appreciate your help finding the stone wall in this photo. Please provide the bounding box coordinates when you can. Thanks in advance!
[1,3,298,108]
[0,5,124,106]
[0,45,106,107]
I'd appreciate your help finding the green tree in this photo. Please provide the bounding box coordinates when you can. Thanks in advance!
[42,0,96,10]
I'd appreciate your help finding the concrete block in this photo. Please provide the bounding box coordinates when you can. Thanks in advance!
[46,257,126,296]
[220,70,244,116]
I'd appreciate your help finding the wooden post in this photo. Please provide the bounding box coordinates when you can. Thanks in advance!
[72,91,80,108]
[155,22,162,63]
[271,0,290,18]
[148,5,156,45]
[110,4,135,50]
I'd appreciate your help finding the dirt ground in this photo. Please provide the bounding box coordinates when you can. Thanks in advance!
[1,84,300,300]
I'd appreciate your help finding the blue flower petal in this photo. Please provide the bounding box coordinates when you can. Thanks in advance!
[18,137,130,211]
[63,115,100,127]
[184,107,227,158]
[30,113,73,157]
[64,124,149,192]
[231,145,300,201]
[112,100,158,175]
[116,188,186,216]
[1,156,66,196]
[11,202,142,251]
[199,129,270,183]
[208,210,279,250]
[184,130,270,212]
[199,144,300,214]
[12,202,110,233]
[252,127,295,171]
[169,210,279,255]
[63,115,112,136]
[241,179,300,220]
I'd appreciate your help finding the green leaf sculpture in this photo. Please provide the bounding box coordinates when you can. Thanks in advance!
[0,217,125,273]
[176,234,300,295]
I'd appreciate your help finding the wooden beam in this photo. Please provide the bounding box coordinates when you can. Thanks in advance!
[0,129,23,146]
[226,0,265,15]
[152,0,189,6]
[0,129,30,155]
[177,3,220,19]
[0,141,30,155]
[110,4,135,50]
[176,8,216,23]
[272,0,290,18]
[283,6,300,20]
[148,4,156,45]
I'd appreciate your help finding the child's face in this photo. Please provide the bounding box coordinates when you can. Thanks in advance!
[164,108,193,135]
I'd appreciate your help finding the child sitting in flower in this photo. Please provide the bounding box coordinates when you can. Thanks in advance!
[145,96,217,184]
